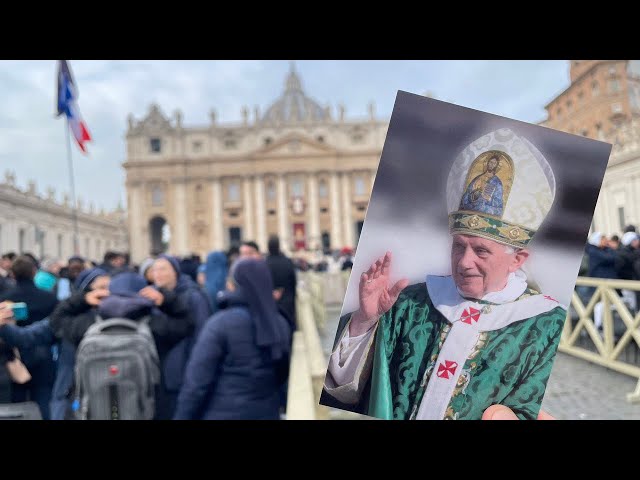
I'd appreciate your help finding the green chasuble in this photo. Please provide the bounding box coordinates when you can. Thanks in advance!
[330,282,566,420]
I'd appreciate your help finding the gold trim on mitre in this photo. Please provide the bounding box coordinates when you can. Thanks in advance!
[496,225,531,243]
[458,214,492,230]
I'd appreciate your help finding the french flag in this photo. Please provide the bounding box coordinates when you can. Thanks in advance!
[56,60,92,154]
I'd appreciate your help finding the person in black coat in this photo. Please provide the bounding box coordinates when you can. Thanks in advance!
[615,233,640,280]
[0,255,58,419]
[586,233,618,279]
[174,258,292,420]
[265,236,297,332]
[149,255,212,418]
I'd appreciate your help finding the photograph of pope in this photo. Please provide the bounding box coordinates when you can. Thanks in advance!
[322,127,570,420]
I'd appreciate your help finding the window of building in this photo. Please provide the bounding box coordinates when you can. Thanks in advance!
[592,81,600,97]
[556,107,562,119]
[229,227,242,248]
[577,91,584,102]
[354,176,366,196]
[224,139,237,149]
[317,135,325,143]
[268,209,276,216]
[352,133,364,143]
[266,181,276,201]
[264,137,272,146]
[321,231,331,251]
[228,182,240,202]
[150,138,161,153]
[320,207,328,214]
[595,123,603,136]
[609,79,620,93]
[290,178,303,198]
[152,185,164,207]
[192,141,202,153]
[609,66,617,76]
[85,238,90,258]
[566,99,573,110]
[57,233,63,258]
[581,129,588,137]
[619,206,626,232]
[612,103,623,114]
[318,179,328,198]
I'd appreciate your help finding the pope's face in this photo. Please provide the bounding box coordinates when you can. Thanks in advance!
[451,234,528,299]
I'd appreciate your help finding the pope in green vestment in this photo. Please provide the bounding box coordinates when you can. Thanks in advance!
[323,279,566,420]
[322,128,569,420]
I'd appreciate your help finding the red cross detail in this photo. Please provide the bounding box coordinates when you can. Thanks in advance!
[544,295,558,303]
[436,360,458,379]
[460,307,481,325]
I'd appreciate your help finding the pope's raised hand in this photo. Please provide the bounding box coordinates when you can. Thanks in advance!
[350,252,409,337]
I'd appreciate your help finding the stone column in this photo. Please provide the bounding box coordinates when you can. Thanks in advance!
[277,174,289,253]
[600,184,612,234]
[307,173,320,250]
[129,182,145,263]
[330,172,343,250]
[254,175,267,252]
[341,172,354,247]
[173,179,189,255]
[243,175,255,242]
[211,177,224,250]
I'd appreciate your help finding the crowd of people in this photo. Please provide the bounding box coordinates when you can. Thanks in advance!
[0,234,304,420]
[581,224,640,330]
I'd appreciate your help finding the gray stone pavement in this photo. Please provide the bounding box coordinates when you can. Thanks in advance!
[319,305,640,420]
[542,352,640,420]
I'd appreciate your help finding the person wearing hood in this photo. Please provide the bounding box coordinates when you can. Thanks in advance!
[34,259,61,294]
[586,232,618,279]
[147,254,212,418]
[174,258,292,420]
[139,258,156,286]
[100,271,194,419]
[49,267,111,419]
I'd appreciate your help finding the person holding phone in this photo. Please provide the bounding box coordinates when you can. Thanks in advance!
[0,256,58,419]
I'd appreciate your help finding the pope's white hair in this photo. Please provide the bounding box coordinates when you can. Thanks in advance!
[504,245,520,255]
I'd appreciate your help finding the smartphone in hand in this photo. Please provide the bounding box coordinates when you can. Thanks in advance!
[11,303,29,322]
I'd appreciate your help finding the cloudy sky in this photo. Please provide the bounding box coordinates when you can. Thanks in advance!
[0,60,570,211]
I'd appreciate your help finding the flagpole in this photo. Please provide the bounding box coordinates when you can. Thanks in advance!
[65,116,80,255]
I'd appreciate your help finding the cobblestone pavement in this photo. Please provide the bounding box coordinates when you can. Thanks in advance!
[320,306,640,420]
[542,352,640,420]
